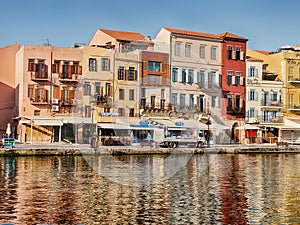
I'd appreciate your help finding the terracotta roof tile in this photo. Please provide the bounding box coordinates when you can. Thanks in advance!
[217,32,248,40]
[164,27,219,39]
[100,29,150,42]
[253,50,272,55]
[246,56,263,62]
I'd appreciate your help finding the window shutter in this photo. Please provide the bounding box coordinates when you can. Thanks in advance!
[34,89,38,102]
[232,76,235,85]
[110,85,113,97]
[53,87,60,98]
[255,68,258,77]
[44,89,48,102]
[78,65,82,75]
[240,77,244,86]
[240,51,244,60]
[124,69,127,81]
[232,49,236,60]
[248,68,251,77]
[134,70,137,81]
[255,91,258,101]
[61,90,64,102]
[68,66,72,79]
[254,109,258,118]
[59,64,63,74]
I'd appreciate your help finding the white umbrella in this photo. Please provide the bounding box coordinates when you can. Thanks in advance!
[6,123,11,138]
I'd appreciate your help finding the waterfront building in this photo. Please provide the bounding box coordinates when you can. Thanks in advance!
[14,45,86,143]
[0,44,20,139]
[219,32,248,141]
[88,28,171,126]
[247,47,300,144]
[243,57,284,144]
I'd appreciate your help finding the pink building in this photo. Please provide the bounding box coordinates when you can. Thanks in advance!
[0,43,20,138]
[15,45,85,143]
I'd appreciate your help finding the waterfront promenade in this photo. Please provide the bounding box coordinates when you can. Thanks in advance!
[1,142,300,156]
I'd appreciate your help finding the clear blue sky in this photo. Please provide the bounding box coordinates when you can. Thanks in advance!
[0,0,299,51]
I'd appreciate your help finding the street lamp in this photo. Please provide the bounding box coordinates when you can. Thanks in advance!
[91,107,96,135]
[206,112,211,148]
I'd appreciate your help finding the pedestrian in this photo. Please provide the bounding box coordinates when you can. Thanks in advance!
[147,132,151,143]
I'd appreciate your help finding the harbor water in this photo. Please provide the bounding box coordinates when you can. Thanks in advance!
[0,153,299,224]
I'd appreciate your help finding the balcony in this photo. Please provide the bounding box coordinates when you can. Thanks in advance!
[61,98,76,106]
[30,72,50,82]
[141,102,169,110]
[58,74,80,83]
[226,106,245,114]
[30,97,48,105]
[288,75,300,83]
[261,100,283,108]
[198,82,221,90]
[93,95,109,104]
[288,104,300,111]
[258,116,283,124]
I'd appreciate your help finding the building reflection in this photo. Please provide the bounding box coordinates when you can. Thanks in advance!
[0,154,299,224]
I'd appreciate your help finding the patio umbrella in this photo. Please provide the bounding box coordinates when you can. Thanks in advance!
[6,123,11,138]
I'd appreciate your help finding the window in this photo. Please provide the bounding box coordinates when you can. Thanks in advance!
[161,89,165,99]
[148,61,161,72]
[118,66,124,80]
[95,82,101,94]
[175,43,181,56]
[34,110,40,116]
[209,71,216,86]
[84,82,91,96]
[28,59,35,71]
[119,89,124,100]
[180,94,186,107]
[249,108,257,118]
[199,45,205,59]
[128,67,135,80]
[129,108,134,117]
[272,92,278,101]
[106,83,111,96]
[172,93,177,105]
[249,66,257,77]
[189,94,194,106]
[185,44,191,57]
[118,108,125,117]
[227,71,233,85]
[188,69,194,84]
[227,46,233,59]
[182,69,186,83]
[28,84,34,98]
[141,88,146,98]
[101,58,110,71]
[235,95,240,109]
[211,96,219,108]
[211,47,217,60]
[227,95,233,108]
[200,70,205,84]
[249,89,257,101]
[235,72,241,86]
[129,89,134,101]
[89,58,97,71]
[52,60,60,73]
[85,105,91,118]
[148,75,161,85]
[236,47,241,60]
[172,68,178,82]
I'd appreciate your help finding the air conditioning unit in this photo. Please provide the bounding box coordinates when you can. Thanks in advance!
[52,98,60,104]
[52,105,59,112]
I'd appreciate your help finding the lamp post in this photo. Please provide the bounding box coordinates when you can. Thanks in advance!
[91,107,95,135]
[206,102,211,148]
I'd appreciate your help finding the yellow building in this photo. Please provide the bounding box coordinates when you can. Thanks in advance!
[248,47,300,116]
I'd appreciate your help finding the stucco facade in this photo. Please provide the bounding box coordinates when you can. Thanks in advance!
[0,43,20,138]
[154,28,223,120]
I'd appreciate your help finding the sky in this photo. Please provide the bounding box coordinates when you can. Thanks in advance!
[0,0,299,51]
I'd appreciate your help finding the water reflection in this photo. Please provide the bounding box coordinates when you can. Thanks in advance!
[0,154,299,224]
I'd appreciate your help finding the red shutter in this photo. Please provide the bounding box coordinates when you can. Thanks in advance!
[78,65,82,75]
[34,89,38,102]
[61,90,64,102]
[68,66,72,79]
[43,89,48,102]
[110,85,113,97]
[134,70,137,81]
[53,87,60,99]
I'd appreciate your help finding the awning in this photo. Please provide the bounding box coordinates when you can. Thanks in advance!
[62,117,95,124]
[236,124,260,130]
[167,126,187,131]
[98,123,130,130]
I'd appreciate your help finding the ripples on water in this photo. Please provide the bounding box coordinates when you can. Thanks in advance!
[0,153,299,224]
